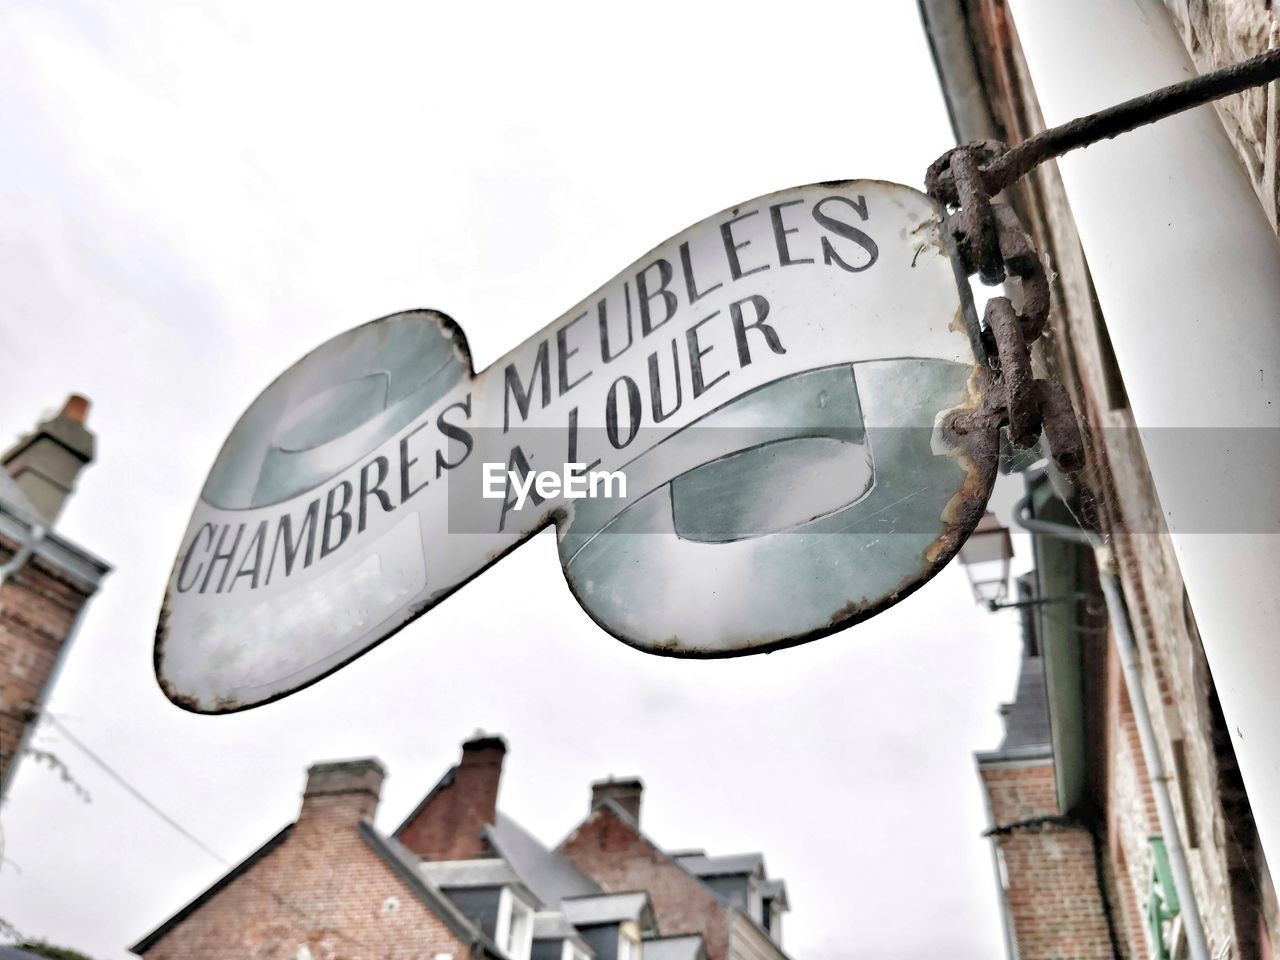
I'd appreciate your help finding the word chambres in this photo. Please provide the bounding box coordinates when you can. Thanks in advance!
[178,192,882,596]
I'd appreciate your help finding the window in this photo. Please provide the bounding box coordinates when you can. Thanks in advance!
[618,927,641,960]
[561,941,589,960]
[496,888,535,960]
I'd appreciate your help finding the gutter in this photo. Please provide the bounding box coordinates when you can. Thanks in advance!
[976,767,1019,960]
[1011,490,1210,960]
[0,520,45,590]
[916,0,1001,143]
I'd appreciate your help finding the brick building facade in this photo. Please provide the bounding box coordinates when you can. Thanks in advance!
[975,591,1185,960]
[920,1,1280,956]
[133,735,794,960]
[0,396,110,799]
[133,758,496,960]
[981,764,1116,959]
[556,803,734,960]
[972,582,1271,960]
[976,633,1116,960]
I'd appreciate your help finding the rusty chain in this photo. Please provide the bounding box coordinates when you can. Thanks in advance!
[926,140,1084,473]
[924,45,1280,475]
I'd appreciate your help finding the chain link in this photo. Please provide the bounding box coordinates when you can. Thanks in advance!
[922,48,1280,476]
[926,140,1084,473]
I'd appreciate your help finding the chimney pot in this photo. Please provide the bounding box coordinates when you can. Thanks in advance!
[591,777,644,826]
[461,733,507,764]
[61,394,90,424]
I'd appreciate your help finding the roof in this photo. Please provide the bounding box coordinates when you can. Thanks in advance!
[640,936,707,960]
[0,948,51,960]
[386,816,601,957]
[485,812,600,907]
[396,793,602,953]
[132,824,295,954]
[760,879,789,910]
[999,655,1052,751]
[532,912,582,941]
[561,892,652,928]
[419,857,522,889]
[673,852,764,878]
[393,764,456,838]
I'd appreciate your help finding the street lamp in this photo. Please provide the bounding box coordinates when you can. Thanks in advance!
[959,507,1089,612]
[958,511,1014,608]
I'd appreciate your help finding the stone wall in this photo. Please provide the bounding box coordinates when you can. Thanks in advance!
[1162,0,1279,225]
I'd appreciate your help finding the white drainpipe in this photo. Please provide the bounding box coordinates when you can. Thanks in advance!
[1008,0,1280,872]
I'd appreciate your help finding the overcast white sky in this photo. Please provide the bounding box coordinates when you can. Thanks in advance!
[0,4,1034,958]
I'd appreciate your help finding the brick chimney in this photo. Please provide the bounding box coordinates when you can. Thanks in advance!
[591,776,644,827]
[1,395,95,525]
[397,733,507,860]
[298,757,385,823]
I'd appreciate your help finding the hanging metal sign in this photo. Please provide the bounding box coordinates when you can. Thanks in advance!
[157,180,998,712]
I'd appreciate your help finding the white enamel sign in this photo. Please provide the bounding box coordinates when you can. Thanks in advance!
[157,181,996,712]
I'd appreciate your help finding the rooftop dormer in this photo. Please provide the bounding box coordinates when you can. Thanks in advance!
[561,893,657,960]
[419,858,540,960]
